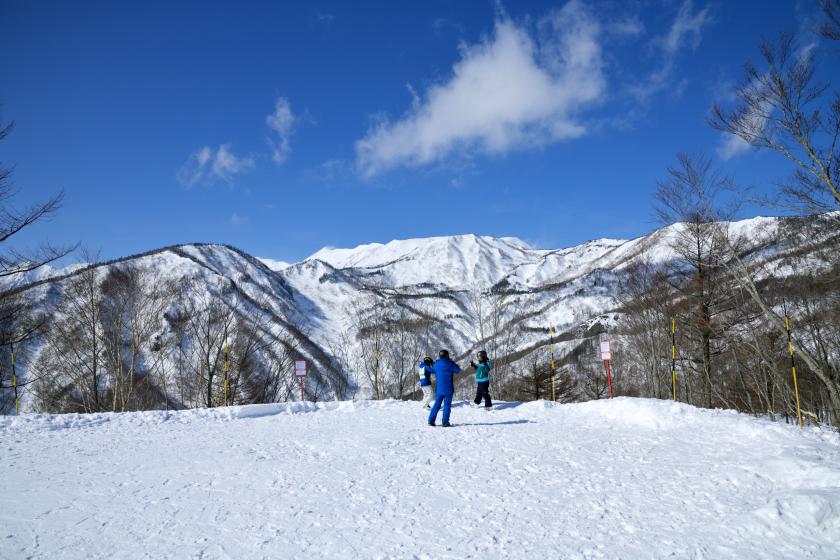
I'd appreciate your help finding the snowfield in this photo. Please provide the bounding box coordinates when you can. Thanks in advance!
[2,398,839,559]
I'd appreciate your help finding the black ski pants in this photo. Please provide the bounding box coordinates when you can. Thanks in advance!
[474,380,492,408]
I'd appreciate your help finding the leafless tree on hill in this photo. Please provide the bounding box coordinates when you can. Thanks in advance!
[31,252,104,413]
[709,27,840,424]
[0,113,75,412]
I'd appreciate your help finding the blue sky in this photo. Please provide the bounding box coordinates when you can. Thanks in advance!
[0,0,834,263]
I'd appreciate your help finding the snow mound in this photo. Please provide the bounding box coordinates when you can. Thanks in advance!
[2,398,839,559]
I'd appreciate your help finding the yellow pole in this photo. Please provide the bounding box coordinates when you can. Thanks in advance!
[11,343,18,415]
[671,319,677,401]
[374,330,381,400]
[223,345,230,407]
[784,311,803,429]
[549,324,556,402]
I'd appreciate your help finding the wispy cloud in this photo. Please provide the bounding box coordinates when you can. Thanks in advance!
[266,97,296,165]
[717,134,751,160]
[177,144,254,187]
[630,0,712,100]
[355,0,605,177]
[607,15,645,39]
[431,17,466,36]
[314,12,335,29]
[663,0,712,54]
[715,41,817,161]
[230,212,247,226]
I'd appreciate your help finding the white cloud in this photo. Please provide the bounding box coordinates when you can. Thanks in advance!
[230,212,247,226]
[177,144,254,187]
[266,97,295,165]
[213,145,254,178]
[630,0,712,100]
[716,78,772,161]
[355,0,604,177]
[663,0,712,54]
[717,134,751,160]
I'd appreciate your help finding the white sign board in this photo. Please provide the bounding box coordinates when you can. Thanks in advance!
[294,360,307,377]
[600,340,612,360]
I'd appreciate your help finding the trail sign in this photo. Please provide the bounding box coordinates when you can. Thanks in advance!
[294,360,307,402]
[599,340,612,360]
[599,337,613,399]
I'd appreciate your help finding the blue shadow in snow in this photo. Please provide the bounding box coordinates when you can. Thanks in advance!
[457,419,533,427]
[452,401,526,411]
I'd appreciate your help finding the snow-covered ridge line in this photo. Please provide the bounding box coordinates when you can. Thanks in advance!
[5,242,277,293]
[5,212,823,406]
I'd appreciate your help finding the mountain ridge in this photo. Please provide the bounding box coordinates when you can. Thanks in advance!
[3,212,812,408]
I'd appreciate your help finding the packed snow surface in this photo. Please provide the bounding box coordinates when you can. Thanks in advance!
[2,398,839,559]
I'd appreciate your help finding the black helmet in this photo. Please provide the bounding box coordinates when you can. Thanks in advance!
[423,356,434,366]
[438,349,450,359]
[477,350,488,360]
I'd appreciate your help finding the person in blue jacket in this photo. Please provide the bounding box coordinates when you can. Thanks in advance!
[418,356,435,409]
[428,349,463,427]
[470,350,493,410]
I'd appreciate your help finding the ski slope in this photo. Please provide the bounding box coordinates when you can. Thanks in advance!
[2,398,839,559]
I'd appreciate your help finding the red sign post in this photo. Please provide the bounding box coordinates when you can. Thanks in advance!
[600,338,613,399]
[295,360,307,401]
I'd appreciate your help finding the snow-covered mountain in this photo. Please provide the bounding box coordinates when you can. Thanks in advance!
[277,215,787,373]
[7,214,803,405]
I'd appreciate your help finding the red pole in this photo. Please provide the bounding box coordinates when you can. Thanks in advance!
[604,360,613,399]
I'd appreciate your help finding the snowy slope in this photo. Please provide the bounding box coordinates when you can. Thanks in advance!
[2,398,839,559]
[274,215,795,384]
[259,257,292,271]
[310,234,535,289]
[9,243,348,409]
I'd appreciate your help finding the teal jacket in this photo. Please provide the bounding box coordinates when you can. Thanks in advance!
[475,359,493,382]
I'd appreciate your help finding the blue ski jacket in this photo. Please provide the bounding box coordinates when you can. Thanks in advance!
[433,358,462,396]
[417,362,434,387]
[474,359,493,382]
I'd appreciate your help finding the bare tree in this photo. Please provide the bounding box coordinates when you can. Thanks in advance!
[820,0,840,42]
[31,255,104,413]
[177,281,237,408]
[0,118,73,282]
[346,293,390,399]
[709,31,840,423]
[467,281,487,344]
[98,264,171,411]
[655,153,741,408]
[710,34,839,217]
[616,260,674,399]
[383,305,430,399]
[581,364,609,400]
[0,113,74,413]
[516,348,556,401]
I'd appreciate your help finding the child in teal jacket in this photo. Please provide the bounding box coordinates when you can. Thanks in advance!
[470,350,493,409]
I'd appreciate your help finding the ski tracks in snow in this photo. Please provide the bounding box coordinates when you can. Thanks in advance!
[1,398,839,559]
